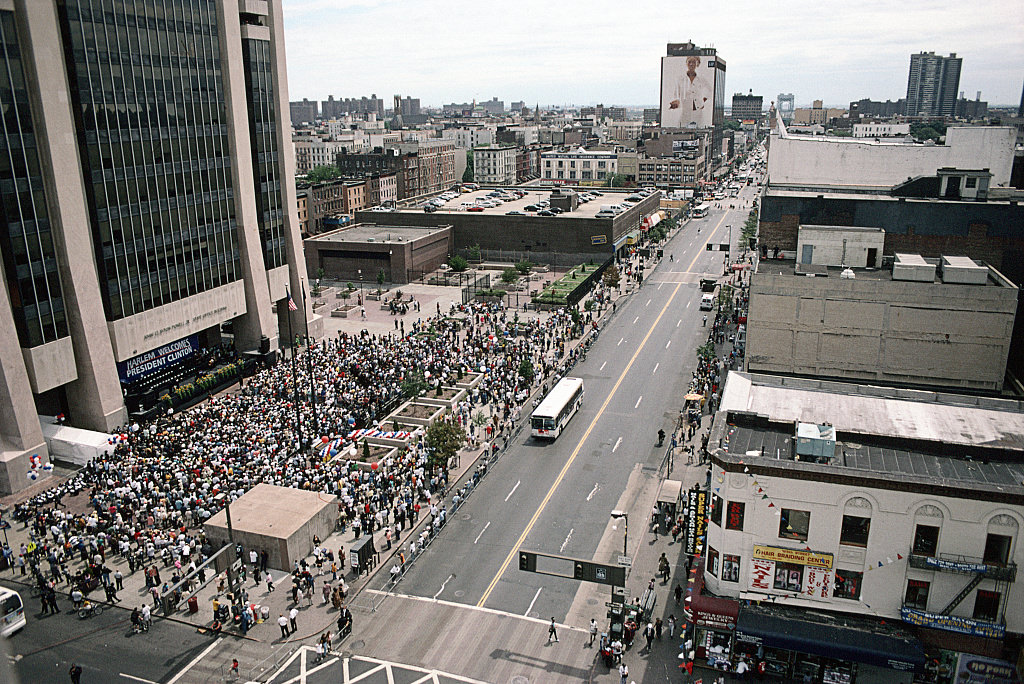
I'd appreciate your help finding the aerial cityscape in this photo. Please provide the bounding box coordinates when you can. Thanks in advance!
[0,1,1023,684]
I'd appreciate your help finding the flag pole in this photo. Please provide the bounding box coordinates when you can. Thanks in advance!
[286,289,304,453]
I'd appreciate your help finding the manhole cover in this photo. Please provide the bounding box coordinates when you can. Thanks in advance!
[350,639,365,649]
[587,598,598,606]
[454,590,465,598]
[461,513,472,521]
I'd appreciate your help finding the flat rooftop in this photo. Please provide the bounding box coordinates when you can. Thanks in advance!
[307,223,449,244]
[395,188,647,219]
[766,185,1023,205]
[205,483,337,539]
[715,373,1024,497]
[754,258,1010,286]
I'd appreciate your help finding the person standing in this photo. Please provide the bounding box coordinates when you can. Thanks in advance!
[589,618,598,647]
[547,617,558,643]
[289,606,299,634]
[618,662,629,684]
[277,613,289,639]
[69,663,83,684]
[266,571,274,592]
[668,614,677,639]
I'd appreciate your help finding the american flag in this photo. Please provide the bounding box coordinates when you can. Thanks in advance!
[286,290,298,311]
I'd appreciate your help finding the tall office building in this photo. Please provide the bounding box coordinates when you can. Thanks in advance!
[660,42,726,163]
[0,0,311,493]
[731,91,763,121]
[905,52,961,117]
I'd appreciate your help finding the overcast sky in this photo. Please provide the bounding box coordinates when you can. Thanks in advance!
[282,0,1024,109]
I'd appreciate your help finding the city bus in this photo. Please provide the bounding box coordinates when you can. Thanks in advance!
[692,203,709,218]
[0,587,25,637]
[531,377,585,439]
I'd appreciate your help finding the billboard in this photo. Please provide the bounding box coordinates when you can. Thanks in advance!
[661,55,715,128]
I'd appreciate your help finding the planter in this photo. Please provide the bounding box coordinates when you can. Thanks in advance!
[455,372,483,391]
[389,399,446,426]
[332,304,358,318]
[418,386,467,411]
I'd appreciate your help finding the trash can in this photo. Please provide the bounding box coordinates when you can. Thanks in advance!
[187,596,199,614]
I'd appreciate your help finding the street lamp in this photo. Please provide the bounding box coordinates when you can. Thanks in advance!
[610,510,628,557]
[357,269,363,306]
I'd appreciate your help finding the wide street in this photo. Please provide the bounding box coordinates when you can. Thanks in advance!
[371,193,749,620]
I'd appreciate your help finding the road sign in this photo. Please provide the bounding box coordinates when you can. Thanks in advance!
[0,520,10,530]
[231,559,242,572]
[617,555,632,567]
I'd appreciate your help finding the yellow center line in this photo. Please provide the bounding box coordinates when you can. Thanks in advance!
[475,212,730,608]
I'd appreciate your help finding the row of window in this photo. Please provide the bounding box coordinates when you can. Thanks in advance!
[711,496,1015,564]
[544,160,609,169]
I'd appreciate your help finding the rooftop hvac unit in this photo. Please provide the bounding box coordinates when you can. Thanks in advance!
[795,422,836,461]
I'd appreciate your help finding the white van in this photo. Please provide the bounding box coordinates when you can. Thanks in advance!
[700,293,715,310]
[0,587,25,637]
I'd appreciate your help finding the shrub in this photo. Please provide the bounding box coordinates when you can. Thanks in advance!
[449,255,469,272]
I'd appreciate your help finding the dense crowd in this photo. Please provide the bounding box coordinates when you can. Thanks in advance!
[5,301,586,602]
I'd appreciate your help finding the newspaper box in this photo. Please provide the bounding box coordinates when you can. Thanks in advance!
[349,536,377,576]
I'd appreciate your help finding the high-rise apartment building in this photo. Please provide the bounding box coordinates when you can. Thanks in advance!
[0,0,310,493]
[905,52,961,117]
[731,91,763,121]
[290,98,319,125]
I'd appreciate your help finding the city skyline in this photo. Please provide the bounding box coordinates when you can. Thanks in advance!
[281,0,1024,109]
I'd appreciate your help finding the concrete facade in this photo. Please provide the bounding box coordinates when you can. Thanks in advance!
[472,145,517,185]
[746,260,1017,391]
[204,484,337,572]
[795,226,885,268]
[768,123,1016,189]
[304,224,453,285]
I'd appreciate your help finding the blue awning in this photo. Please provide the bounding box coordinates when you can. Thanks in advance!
[736,607,926,673]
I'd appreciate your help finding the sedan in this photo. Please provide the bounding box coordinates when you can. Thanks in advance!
[467,206,485,212]
[537,210,554,216]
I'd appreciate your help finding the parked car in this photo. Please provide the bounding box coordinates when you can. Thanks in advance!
[506,211,525,215]
[537,210,554,216]
[467,206,485,212]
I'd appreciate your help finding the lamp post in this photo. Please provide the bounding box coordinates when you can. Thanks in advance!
[300,278,319,437]
[610,510,628,557]
[357,269,363,306]
[284,289,303,452]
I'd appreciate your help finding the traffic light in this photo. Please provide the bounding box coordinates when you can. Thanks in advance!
[575,563,585,580]
[519,551,536,572]
[706,243,713,251]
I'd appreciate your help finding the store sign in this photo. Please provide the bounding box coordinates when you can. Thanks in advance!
[753,545,833,570]
[694,607,736,631]
[922,556,989,574]
[117,334,201,384]
[900,608,1006,639]
[750,558,773,590]
[591,235,608,245]
[955,654,1018,684]
[803,566,832,599]
[685,489,708,555]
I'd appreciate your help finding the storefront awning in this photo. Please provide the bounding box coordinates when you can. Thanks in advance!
[736,606,926,673]
[685,567,740,631]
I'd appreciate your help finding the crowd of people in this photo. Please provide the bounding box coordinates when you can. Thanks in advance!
[4,300,588,619]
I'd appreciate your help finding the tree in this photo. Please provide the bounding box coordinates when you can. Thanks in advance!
[424,419,466,473]
[515,259,533,275]
[518,357,535,384]
[723,119,742,131]
[501,267,519,285]
[362,439,371,461]
[449,255,469,272]
[606,173,628,188]
[463,150,474,183]
[467,244,481,262]
[305,165,341,184]
[400,371,428,398]
[602,264,621,289]
[376,268,387,288]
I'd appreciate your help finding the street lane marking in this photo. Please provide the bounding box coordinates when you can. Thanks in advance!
[476,212,729,608]
[612,436,622,452]
[474,521,491,544]
[677,319,681,327]
[646,299,651,306]
[560,528,574,553]
[586,483,599,501]
[666,340,671,349]
[653,363,659,374]
[658,282,664,290]
[120,676,158,684]
[632,316,639,324]
[635,395,643,409]
[525,587,542,617]
[600,361,607,371]
[166,637,223,684]
[686,301,690,308]
[434,573,454,600]
[504,480,521,502]
[617,337,624,346]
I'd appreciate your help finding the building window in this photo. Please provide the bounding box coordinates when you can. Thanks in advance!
[973,590,1001,622]
[840,515,871,547]
[913,524,940,556]
[773,562,803,592]
[722,554,740,582]
[707,547,719,577]
[779,509,810,541]
[904,579,930,610]
[983,534,1012,566]
[598,161,606,168]
[965,177,977,189]
[833,570,862,600]
[710,495,723,527]
[726,502,745,531]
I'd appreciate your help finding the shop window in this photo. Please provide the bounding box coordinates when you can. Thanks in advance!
[779,509,810,541]
[722,554,740,582]
[773,562,803,592]
[912,524,939,556]
[710,494,723,527]
[833,570,862,600]
[904,579,929,610]
[973,589,1000,622]
[707,546,719,577]
[983,534,1012,566]
[726,502,745,531]
[839,515,870,547]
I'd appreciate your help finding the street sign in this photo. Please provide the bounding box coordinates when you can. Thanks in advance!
[617,555,632,567]
[231,559,242,572]
[0,520,10,530]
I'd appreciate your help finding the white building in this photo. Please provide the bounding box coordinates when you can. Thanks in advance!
[768,118,1016,188]
[472,145,517,185]
[293,135,353,174]
[852,123,911,138]
[541,148,617,184]
[442,127,495,149]
[703,373,1023,645]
